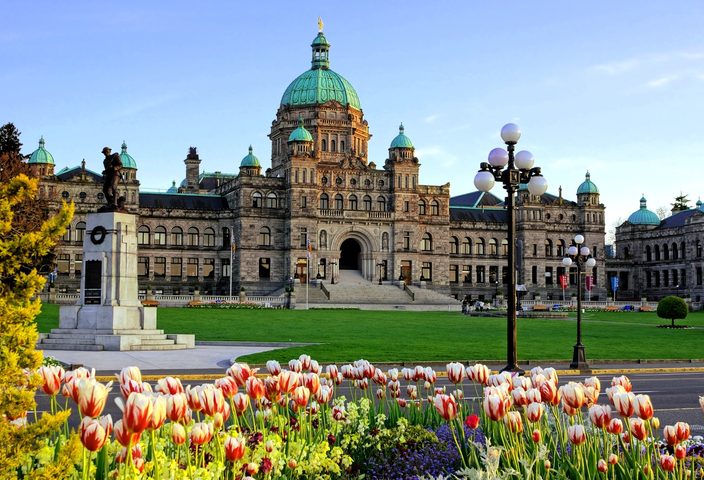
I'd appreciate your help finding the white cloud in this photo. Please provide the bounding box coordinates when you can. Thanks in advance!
[645,75,679,88]
[424,114,440,124]
[415,146,460,169]
[591,58,641,75]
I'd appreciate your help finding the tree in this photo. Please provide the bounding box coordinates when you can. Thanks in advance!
[671,194,690,213]
[0,122,24,155]
[0,174,74,478]
[656,295,688,327]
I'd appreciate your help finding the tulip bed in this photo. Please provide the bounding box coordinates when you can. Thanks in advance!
[20,356,704,479]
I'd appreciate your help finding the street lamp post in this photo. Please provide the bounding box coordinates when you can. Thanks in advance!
[562,234,597,369]
[473,123,548,373]
[330,261,337,284]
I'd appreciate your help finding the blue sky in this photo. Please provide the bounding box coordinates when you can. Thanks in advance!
[4,1,704,238]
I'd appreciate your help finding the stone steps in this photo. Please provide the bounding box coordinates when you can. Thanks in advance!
[42,344,105,352]
[129,344,190,351]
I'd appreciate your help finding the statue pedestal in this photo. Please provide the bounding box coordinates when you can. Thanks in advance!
[39,212,194,351]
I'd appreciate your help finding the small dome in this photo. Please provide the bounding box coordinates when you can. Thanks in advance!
[288,115,313,142]
[577,171,598,194]
[240,145,260,168]
[390,123,414,149]
[627,196,660,226]
[166,180,178,193]
[697,199,704,212]
[28,136,55,165]
[119,141,137,169]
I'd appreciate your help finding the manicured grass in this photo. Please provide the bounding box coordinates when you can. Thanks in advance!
[35,303,704,364]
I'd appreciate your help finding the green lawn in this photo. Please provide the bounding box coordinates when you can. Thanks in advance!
[35,304,704,364]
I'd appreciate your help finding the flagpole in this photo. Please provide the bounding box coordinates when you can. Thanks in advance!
[229,241,233,301]
[306,256,309,310]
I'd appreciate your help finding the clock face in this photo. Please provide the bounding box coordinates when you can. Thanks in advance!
[90,226,107,245]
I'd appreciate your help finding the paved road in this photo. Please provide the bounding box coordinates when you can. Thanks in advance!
[34,371,704,435]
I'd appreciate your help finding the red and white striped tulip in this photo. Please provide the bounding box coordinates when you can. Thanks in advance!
[147,394,167,430]
[675,444,687,460]
[588,404,612,429]
[532,429,541,443]
[597,459,608,473]
[326,364,339,380]
[483,393,507,421]
[215,376,238,399]
[225,436,246,462]
[171,422,186,445]
[467,364,491,385]
[185,385,203,412]
[298,354,312,371]
[37,365,65,396]
[372,368,387,385]
[512,375,532,391]
[77,378,112,418]
[246,376,266,401]
[423,367,437,384]
[543,367,558,385]
[567,424,586,445]
[525,402,544,423]
[155,376,184,395]
[315,385,333,404]
[310,359,321,374]
[611,375,632,392]
[266,360,281,376]
[189,422,214,446]
[634,394,654,420]
[114,418,141,447]
[433,394,458,421]
[332,405,346,421]
[663,425,678,445]
[675,421,690,442]
[303,373,321,396]
[630,417,648,441]
[608,453,619,465]
[166,392,188,423]
[539,380,560,406]
[119,392,153,434]
[659,454,676,472]
[288,359,303,373]
[607,418,623,435]
[233,392,250,415]
[612,391,636,417]
[561,382,586,409]
[446,362,465,384]
[79,415,112,451]
[119,378,152,400]
[503,411,523,433]
[526,388,542,404]
[511,388,528,407]
[292,386,310,410]
[278,370,299,394]
[227,363,256,386]
[117,366,142,386]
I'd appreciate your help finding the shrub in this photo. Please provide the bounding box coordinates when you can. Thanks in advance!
[657,295,688,327]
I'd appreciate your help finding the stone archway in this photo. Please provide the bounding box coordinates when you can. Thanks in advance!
[339,238,362,270]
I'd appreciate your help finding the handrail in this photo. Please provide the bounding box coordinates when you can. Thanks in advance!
[403,283,415,301]
[320,282,331,300]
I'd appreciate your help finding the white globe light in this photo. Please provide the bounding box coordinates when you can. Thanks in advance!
[580,246,590,257]
[527,175,548,196]
[567,246,578,256]
[500,123,521,143]
[473,170,495,192]
[574,234,585,245]
[585,257,597,268]
[562,257,573,266]
[488,148,509,168]
[515,150,534,170]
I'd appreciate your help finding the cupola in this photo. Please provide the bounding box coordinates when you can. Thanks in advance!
[239,146,262,176]
[389,123,414,160]
[627,196,660,226]
[28,136,55,176]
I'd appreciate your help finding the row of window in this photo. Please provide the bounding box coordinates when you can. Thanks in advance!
[448,264,599,286]
[644,269,697,288]
[638,240,702,262]
[449,237,599,258]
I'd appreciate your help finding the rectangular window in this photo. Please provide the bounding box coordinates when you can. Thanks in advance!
[449,265,459,283]
[663,270,669,287]
[222,258,231,278]
[421,262,432,281]
[154,257,166,277]
[533,244,538,256]
[302,196,307,208]
[204,258,214,278]
[531,265,537,284]
[502,266,509,284]
[138,257,149,277]
[680,268,686,287]
[259,258,271,278]
[74,254,82,276]
[203,231,215,247]
[299,228,308,248]
[697,267,702,285]
[476,266,486,283]
[545,266,553,285]
[489,265,499,284]
[463,265,471,283]
[187,258,198,277]
[57,254,70,275]
[403,232,410,251]
[154,229,167,245]
[171,258,182,278]
[404,201,410,212]
[138,228,150,245]
[646,271,652,288]
[171,229,183,246]
[654,271,660,287]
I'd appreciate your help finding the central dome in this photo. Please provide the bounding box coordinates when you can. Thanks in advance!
[280,31,361,110]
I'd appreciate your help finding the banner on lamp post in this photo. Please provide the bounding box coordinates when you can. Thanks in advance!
[559,274,568,302]
[585,275,593,291]
[610,276,619,302]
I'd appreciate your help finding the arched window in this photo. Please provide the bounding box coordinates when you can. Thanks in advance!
[672,242,678,260]
[382,232,389,251]
[475,238,486,255]
[203,228,215,247]
[501,239,509,256]
[334,194,343,210]
[320,193,329,210]
[557,239,566,257]
[418,200,426,215]
[697,240,702,258]
[623,246,630,259]
[319,230,327,249]
[430,200,439,216]
[645,245,652,261]
[450,236,459,254]
[252,191,263,208]
[681,241,686,259]
[341,140,345,152]
[363,195,372,211]
[154,226,167,245]
[259,227,271,246]
[489,238,498,256]
[266,192,277,208]
[331,139,336,152]
[187,227,199,246]
[462,237,472,255]
[545,239,553,257]
[377,196,386,211]
[349,194,358,210]
[421,232,433,251]
[663,244,669,260]
[654,245,661,261]
[138,225,150,245]
[322,139,327,151]
[75,221,86,243]
[222,227,231,248]
[171,227,183,246]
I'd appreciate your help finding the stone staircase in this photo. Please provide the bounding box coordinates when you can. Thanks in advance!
[38,329,193,351]
[404,285,462,305]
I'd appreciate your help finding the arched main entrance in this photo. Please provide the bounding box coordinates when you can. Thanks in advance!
[339,238,362,270]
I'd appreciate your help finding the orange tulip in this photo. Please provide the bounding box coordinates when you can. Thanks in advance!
[77,378,112,418]
[120,392,153,434]
[303,373,321,396]
[114,419,141,447]
[171,422,186,445]
[225,436,246,461]
[675,421,690,442]
[433,394,458,421]
[567,424,586,445]
[278,370,299,394]
[630,418,648,441]
[38,365,65,396]
[80,415,111,451]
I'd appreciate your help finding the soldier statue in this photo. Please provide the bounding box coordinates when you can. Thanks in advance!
[99,146,124,212]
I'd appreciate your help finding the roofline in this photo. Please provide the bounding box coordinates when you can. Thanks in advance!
[139,191,223,198]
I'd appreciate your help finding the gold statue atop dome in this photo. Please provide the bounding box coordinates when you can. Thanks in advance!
[318,17,324,32]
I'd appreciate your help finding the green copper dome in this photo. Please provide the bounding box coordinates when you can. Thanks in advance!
[280,30,361,110]
[28,136,55,165]
[627,196,660,226]
[697,199,704,212]
[119,141,137,169]
[240,145,260,167]
[288,115,313,142]
[166,180,178,193]
[576,171,598,194]
[390,123,414,149]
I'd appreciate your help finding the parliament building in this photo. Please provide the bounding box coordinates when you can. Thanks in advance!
[27,27,609,303]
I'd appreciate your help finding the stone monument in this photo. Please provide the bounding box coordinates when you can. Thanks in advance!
[38,148,195,351]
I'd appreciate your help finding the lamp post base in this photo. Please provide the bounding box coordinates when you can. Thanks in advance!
[570,344,589,370]
[500,364,525,374]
